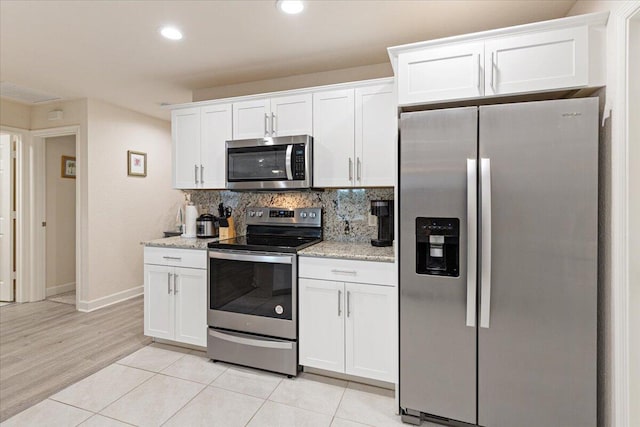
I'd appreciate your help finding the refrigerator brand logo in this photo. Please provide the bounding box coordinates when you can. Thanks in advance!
[562,112,582,117]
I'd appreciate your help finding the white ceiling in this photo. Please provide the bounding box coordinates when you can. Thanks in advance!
[0,0,577,121]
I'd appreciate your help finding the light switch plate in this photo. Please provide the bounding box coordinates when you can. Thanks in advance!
[368,213,377,227]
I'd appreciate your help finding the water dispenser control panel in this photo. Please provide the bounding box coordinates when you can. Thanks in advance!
[416,217,460,277]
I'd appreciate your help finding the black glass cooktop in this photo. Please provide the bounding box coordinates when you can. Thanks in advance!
[208,234,321,253]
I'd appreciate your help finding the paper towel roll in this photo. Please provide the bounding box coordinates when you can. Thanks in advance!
[183,203,197,238]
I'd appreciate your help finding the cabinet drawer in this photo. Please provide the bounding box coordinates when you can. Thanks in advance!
[299,257,396,286]
[144,247,207,269]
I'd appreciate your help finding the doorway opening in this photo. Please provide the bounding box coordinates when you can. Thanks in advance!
[43,135,76,306]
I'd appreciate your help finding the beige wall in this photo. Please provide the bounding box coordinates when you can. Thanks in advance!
[45,135,76,293]
[0,98,31,130]
[30,99,88,131]
[628,12,640,427]
[193,63,392,101]
[85,99,182,302]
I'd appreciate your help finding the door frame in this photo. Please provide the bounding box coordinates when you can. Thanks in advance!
[0,126,30,303]
[611,3,640,427]
[30,126,82,306]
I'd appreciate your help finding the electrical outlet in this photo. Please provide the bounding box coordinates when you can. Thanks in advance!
[368,213,377,226]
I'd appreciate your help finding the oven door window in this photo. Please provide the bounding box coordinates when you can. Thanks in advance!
[210,257,292,320]
[227,145,288,182]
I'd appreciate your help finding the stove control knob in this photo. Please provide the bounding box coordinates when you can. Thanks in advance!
[300,212,307,218]
[257,211,263,217]
[309,212,317,218]
[249,211,255,217]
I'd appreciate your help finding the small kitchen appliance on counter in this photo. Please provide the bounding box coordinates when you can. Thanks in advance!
[371,200,394,247]
[196,214,219,238]
[206,207,322,377]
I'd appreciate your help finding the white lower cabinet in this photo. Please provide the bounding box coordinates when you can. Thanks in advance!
[299,258,397,383]
[144,248,207,347]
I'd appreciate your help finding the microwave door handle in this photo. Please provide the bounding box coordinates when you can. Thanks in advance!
[285,145,293,180]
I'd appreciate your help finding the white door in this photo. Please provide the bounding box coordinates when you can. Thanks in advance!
[484,26,588,96]
[144,264,174,340]
[270,94,312,137]
[355,83,396,187]
[0,134,13,301]
[345,282,397,382]
[299,278,345,373]
[172,108,201,189]
[312,89,355,188]
[397,41,484,105]
[201,104,232,189]
[173,267,207,346]
[233,98,271,139]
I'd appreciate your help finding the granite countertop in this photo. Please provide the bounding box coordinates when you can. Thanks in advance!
[142,236,219,250]
[299,241,395,263]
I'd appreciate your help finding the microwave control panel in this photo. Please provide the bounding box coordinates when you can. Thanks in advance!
[292,144,306,180]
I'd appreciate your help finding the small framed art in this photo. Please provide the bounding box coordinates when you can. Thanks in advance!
[127,150,147,177]
[61,155,76,179]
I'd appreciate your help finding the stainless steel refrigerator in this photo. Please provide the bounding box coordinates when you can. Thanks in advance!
[399,98,598,427]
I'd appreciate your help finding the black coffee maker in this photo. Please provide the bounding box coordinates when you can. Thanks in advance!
[371,200,394,247]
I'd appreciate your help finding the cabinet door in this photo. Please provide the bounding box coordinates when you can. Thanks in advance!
[312,89,355,188]
[398,42,483,105]
[355,83,396,187]
[173,267,207,347]
[271,94,312,137]
[345,282,397,383]
[485,26,588,96]
[299,278,345,373]
[144,264,174,340]
[233,98,271,139]
[201,104,232,189]
[172,108,201,189]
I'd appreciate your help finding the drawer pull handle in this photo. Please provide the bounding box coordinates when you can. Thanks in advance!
[331,269,357,275]
[163,256,182,261]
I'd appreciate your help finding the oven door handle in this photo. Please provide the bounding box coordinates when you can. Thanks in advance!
[208,329,293,350]
[208,250,294,264]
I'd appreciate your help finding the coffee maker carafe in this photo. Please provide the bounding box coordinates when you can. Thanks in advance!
[371,200,394,247]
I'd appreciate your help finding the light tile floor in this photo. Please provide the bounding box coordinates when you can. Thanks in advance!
[3,343,407,427]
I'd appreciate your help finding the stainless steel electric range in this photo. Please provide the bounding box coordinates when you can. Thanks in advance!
[206,207,322,377]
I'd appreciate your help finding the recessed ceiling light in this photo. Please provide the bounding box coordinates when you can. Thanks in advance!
[160,26,183,40]
[276,0,304,15]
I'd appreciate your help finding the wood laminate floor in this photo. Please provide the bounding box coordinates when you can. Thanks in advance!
[0,296,150,422]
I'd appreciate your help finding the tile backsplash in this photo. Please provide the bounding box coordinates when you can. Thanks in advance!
[186,188,394,242]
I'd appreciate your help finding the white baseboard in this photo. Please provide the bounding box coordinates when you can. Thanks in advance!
[46,282,76,297]
[76,285,143,312]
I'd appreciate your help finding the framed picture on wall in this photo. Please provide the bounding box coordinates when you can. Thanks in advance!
[127,150,147,177]
[61,155,76,179]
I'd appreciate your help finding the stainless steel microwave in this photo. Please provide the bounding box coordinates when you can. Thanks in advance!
[225,135,313,190]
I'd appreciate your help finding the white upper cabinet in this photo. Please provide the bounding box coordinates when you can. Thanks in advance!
[270,94,313,137]
[233,94,312,139]
[355,83,396,187]
[313,81,396,188]
[172,104,231,189]
[313,88,355,188]
[172,107,201,189]
[398,42,484,104]
[389,12,608,106]
[484,26,588,96]
[201,104,232,189]
[232,98,270,139]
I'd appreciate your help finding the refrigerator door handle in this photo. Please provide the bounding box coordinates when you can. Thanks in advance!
[466,159,478,327]
[480,157,492,328]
